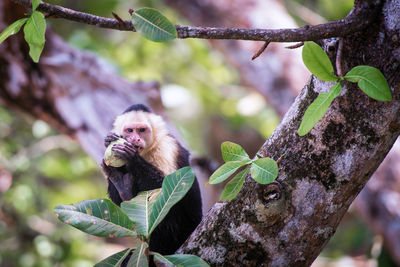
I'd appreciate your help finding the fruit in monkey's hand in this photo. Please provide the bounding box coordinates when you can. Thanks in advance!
[104,138,126,167]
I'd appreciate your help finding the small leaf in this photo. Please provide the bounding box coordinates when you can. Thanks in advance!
[220,167,249,201]
[302,41,338,82]
[209,160,251,185]
[221,141,250,162]
[32,0,40,11]
[121,189,161,237]
[250,158,278,184]
[94,248,131,267]
[23,10,46,62]
[344,65,392,101]
[127,242,148,267]
[148,167,195,235]
[0,18,28,45]
[153,253,210,267]
[298,82,342,136]
[54,199,137,238]
[131,7,177,42]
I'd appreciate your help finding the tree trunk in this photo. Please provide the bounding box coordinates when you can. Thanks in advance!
[178,0,400,265]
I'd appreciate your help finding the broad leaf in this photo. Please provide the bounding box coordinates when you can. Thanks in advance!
[153,253,209,267]
[302,41,338,82]
[54,199,137,238]
[344,65,392,101]
[0,18,28,45]
[148,167,195,235]
[121,189,161,237]
[94,248,131,267]
[221,141,250,162]
[131,7,177,42]
[209,160,251,185]
[127,242,148,267]
[32,0,40,11]
[298,82,342,136]
[23,11,46,62]
[220,167,249,201]
[250,158,278,184]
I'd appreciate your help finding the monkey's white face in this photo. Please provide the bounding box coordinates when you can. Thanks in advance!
[121,117,153,153]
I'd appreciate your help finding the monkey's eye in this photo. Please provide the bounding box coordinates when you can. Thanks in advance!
[126,128,133,133]
[139,128,146,133]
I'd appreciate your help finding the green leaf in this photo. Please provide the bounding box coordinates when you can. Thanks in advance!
[32,0,40,11]
[94,248,131,267]
[153,253,210,267]
[23,10,46,62]
[0,18,28,45]
[220,167,249,201]
[131,7,177,42]
[250,158,278,184]
[127,242,148,267]
[209,160,251,185]
[344,65,392,101]
[221,141,250,162]
[54,199,137,238]
[121,189,161,237]
[302,41,338,82]
[148,167,195,235]
[298,82,342,136]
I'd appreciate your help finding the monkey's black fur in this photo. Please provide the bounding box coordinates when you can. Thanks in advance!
[123,103,151,114]
[101,105,202,257]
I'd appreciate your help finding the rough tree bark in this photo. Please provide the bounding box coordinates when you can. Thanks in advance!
[178,0,400,265]
[1,0,400,266]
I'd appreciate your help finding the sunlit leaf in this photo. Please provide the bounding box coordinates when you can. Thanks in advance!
[344,65,392,101]
[0,18,28,45]
[131,7,177,42]
[220,167,249,201]
[94,248,131,267]
[23,11,46,62]
[221,141,250,162]
[54,199,137,238]
[127,242,148,267]
[121,189,161,237]
[209,160,251,185]
[148,167,195,235]
[32,0,40,11]
[250,158,278,184]
[153,252,210,267]
[302,41,338,82]
[298,82,342,136]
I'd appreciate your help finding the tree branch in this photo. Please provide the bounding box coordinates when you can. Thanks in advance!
[11,0,378,43]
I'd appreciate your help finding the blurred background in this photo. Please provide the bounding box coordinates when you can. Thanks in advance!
[1,0,399,266]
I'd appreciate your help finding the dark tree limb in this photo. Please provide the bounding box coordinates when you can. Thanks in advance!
[11,0,378,43]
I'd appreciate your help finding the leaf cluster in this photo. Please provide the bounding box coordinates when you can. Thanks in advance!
[54,167,209,267]
[0,0,46,62]
[298,41,392,136]
[209,142,279,201]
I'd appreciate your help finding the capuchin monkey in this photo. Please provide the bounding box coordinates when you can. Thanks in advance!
[101,104,202,256]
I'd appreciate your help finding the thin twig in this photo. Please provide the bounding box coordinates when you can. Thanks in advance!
[112,12,125,25]
[336,38,344,77]
[11,0,377,43]
[252,41,270,60]
[286,42,304,49]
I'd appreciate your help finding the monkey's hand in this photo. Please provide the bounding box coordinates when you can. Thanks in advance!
[111,142,138,161]
[104,132,121,148]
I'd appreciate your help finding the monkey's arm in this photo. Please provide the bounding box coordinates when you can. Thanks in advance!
[101,161,136,205]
